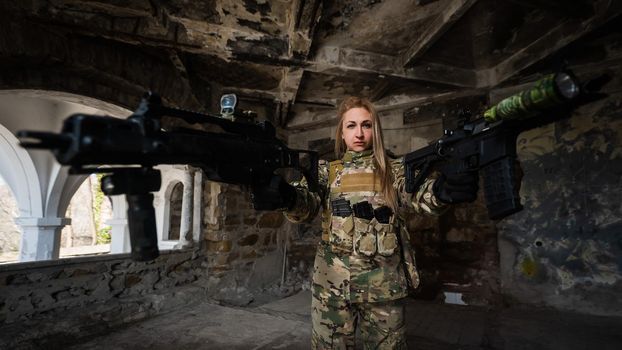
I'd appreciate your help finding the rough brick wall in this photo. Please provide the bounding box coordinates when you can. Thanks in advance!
[201,182,300,304]
[405,196,500,306]
[285,216,323,292]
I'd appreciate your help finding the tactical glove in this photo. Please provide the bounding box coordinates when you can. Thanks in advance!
[251,175,297,211]
[432,171,479,204]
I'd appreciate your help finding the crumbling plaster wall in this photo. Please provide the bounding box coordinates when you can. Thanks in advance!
[496,72,622,316]
[484,21,622,316]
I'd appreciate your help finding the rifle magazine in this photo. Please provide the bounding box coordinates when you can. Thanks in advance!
[482,157,523,220]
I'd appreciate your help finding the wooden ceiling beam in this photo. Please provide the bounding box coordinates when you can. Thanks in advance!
[488,0,622,86]
[400,0,478,67]
[167,49,203,110]
[309,46,479,88]
[506,0,594,18]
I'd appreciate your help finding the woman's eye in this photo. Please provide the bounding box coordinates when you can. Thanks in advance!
[346,124,355,129]
[362,123,372,129]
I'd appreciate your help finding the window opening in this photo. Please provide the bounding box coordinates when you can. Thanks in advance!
[60,174,112,258]
[167,182,184,241]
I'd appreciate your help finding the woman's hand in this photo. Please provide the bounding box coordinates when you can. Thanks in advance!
[251,175,297,211]
[432,171,479,204]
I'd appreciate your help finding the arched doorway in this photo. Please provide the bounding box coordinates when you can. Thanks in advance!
[167,182,184,241]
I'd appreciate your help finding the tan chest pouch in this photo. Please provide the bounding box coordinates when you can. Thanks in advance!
[329,215,398,257]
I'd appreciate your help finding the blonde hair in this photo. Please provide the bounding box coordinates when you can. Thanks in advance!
[335,96,397,211]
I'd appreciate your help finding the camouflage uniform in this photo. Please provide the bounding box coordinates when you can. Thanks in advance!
[285,150,445,349]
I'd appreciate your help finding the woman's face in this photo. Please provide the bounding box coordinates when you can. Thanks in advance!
[341,107,373,152]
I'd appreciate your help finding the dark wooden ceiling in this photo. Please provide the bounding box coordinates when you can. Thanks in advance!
[0,0,620,130]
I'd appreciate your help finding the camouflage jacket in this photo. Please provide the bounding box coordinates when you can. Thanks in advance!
[285,150,445,303]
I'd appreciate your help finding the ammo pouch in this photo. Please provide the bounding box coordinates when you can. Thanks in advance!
[353,217,399,257]
[353,217,376,256]
[329,198,354,254]
[330,199,399,257]
[329,214,354,254]
[376,221,398,256]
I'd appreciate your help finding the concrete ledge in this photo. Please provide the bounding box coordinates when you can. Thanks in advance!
[0,247,196,273]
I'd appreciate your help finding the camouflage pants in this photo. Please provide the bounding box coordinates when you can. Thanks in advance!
[311,293,407,350]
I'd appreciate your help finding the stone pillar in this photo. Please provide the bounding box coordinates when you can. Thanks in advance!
[192,169,203,243]
[175,167,194,248]
[15,217,70,261]
[107,195,129,254]
[107,218,129,254]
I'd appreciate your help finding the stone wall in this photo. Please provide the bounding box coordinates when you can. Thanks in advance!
[202,182,299,304]
[0,174,296,348]
[0,249,208,349]
[405,196,501,306]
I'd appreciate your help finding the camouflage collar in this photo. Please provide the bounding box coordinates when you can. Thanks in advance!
[342,149,373,163]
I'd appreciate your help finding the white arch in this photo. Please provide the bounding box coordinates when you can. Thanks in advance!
[0,90,131,261]
[0,123,43,218]
[154,165,197,250]
[46,164,88,218]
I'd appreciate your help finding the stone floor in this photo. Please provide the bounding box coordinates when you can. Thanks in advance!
[65,291,622,350]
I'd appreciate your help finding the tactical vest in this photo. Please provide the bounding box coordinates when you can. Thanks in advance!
[323,159,399,258]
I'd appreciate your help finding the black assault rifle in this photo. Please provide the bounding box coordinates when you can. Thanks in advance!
[17,93,318,261]
[404,71,609,220]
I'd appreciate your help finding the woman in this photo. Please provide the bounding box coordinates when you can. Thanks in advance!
[256,96,478,349]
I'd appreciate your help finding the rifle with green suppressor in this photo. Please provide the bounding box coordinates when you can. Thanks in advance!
[404,71,609,220]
